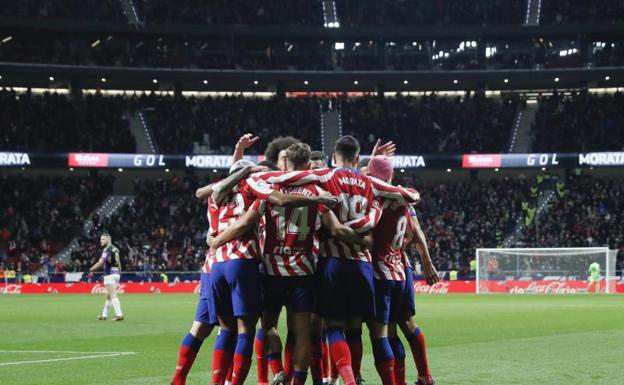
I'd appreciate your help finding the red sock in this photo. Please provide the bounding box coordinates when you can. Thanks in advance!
[225,365,233,384]
[171,333,203,385]
[346,329,363,379]
[375,359,397,385]
[212,331,235,385]
[327,329,356,385]
[330,350,339,381]
[284,333,295,379]
[309,336,323,382]
[231,333,254,385]
[407,328,431,378]
[255,330,269,384]
[321,334,330,379]
[268,352,284,375]
[389,337,406,385]
[394,357,406,385]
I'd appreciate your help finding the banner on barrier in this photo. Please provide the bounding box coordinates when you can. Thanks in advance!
[0,281,479,294]
[479,280,624,294]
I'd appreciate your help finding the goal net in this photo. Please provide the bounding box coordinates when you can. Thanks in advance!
[476,247,617,294]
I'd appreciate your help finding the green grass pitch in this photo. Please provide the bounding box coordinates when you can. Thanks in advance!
[1,294,623,385]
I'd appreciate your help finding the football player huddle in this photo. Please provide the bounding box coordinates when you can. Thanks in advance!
[171,134,439,385]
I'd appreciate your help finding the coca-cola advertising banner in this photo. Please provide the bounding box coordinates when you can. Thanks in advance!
[479,280,624,294]
[0,281,477,295]
[2,281,621,295]
[412,281,475,294]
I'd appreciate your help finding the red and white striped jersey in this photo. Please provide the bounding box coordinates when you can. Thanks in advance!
[208,177,275,264]
[201,250,213,274]
[372,198,411,280]
[257,168,402,262]
[259,184,326,276]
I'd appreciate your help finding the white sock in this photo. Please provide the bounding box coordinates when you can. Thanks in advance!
[111,297,123,317]
[101,300,111,318]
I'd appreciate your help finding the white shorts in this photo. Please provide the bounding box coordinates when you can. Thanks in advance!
[103,274,120,286]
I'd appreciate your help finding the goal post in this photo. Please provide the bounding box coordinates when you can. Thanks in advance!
[476,247,616,294]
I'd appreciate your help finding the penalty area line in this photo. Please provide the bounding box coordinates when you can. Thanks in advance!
[0,351,136,366]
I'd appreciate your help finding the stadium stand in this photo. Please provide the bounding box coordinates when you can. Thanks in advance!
[140,94,322,154]
[0,174,115,280]
[531,91,624,152]
[134,0,323,25]
[0,0,126,21]
[342,94,522,153]
[0,90,137,152]
[540,0,624,24]
[335,0,525,27]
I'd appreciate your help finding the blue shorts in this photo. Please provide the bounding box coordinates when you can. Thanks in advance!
[373,279,413,324]
[263,275,316,314]
[195,272,218,325]
[316,257,375,320]
[404,267,416,316]
[211,259,262,318]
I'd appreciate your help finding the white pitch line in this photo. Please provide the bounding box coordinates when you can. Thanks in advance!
[0,351,136,366]
[0,350,136,354]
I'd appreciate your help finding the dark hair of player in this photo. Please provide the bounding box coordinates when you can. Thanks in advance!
[101,231,111,238]
[286,142,311,169]
[258,160,280,171]
[334,135,360,162]
[264,136,300,164]
[310,150,328,163]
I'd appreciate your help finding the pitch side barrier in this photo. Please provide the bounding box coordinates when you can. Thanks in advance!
[2,151,624,170]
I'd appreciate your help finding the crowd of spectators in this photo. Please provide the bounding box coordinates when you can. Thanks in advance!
[541,0,624,24]
[2,170,622,281]
[0,0,125,21]
[532,91,624,152]
[341,93,521,154]
[4,34,624,71]
[65,174,216,275]
[514,171,624,275]
[0,174,115,280]
[0,90,137,153]
[135,0,322,26]
[406,175,528,277]
[519,173,624,250]
[141,94,322,154]
[335,0,525,27]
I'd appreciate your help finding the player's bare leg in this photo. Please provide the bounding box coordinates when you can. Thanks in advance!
[171,321,215,385]
[106,282,123,321]
[325,319,357,385]
[367,320,396,385]
[262,312,287,384]
[399,317,434,385]
[290,311,312,385]
[346,317,364,383]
